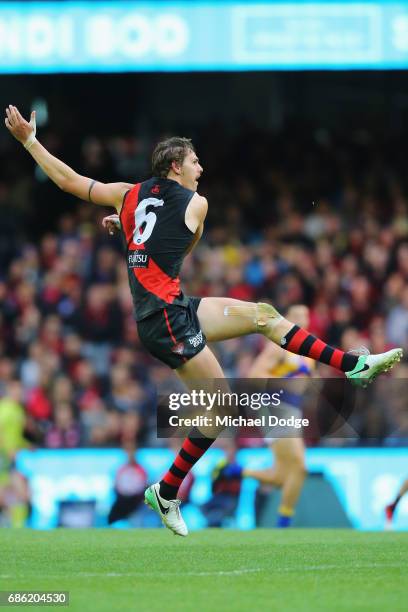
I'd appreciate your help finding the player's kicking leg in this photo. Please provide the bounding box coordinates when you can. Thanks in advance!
[196,298,403,386]
[145,345,228,536]
[144,296,403,536]
[385,477,408,528]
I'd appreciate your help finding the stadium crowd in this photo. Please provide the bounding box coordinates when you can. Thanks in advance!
[0,119,408,458]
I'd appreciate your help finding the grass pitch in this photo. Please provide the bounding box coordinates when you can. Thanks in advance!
[1,529,408,611]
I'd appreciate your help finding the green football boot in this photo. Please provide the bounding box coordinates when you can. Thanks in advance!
[346,348,403,388]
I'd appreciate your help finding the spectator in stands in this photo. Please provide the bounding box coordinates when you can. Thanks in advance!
[107,442,149,526]
[44,402,81,449]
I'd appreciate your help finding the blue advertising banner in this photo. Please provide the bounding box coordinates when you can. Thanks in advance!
[1,2,408,72]
[15,448,408,530]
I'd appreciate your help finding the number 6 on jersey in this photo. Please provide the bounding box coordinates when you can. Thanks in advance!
[133,197,164,245]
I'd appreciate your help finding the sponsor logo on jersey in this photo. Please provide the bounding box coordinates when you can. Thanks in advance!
[188,330,203,348]
[128,252,149,268]
[151,185,160,194]
[171,342,185,355]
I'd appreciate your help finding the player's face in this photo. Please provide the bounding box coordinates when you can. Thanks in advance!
[180,150,203,191]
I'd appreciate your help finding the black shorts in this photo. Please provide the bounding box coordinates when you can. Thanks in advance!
[136,297,206,369]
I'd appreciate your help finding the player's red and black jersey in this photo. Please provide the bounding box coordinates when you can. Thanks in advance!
[119,177,195,321]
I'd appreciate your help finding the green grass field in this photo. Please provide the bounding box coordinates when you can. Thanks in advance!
[1,529,407,611]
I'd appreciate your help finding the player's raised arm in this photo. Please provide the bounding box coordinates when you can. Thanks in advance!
[4,105,132,211]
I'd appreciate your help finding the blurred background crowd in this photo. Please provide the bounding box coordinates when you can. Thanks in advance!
[1,72,408,466]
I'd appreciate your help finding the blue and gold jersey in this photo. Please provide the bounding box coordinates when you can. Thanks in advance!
[268,354,314,408]
[268,353,315,379]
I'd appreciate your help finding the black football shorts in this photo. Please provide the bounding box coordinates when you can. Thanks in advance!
[136,297,207,369]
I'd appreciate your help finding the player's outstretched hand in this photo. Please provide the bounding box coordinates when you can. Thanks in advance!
[4,105,36,148]
[102,214,121,235]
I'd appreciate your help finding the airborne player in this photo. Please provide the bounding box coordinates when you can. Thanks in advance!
[5,104,403,536]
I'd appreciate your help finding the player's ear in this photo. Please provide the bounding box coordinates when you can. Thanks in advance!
[171,160,182,175]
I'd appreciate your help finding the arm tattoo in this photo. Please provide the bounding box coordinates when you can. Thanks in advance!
[88,179,97,202]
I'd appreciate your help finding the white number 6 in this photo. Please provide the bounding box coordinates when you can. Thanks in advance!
[133,198,164,246]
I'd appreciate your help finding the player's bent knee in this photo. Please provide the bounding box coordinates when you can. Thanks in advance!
[222,300,284,334]
[255,302,284,333]
[263,468,284,487]
[272,471,286,488]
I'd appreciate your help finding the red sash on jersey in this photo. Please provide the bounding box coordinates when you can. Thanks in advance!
[121,184,181,304]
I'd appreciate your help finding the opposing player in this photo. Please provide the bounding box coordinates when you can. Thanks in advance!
[385,478,408,528]
[5,105,403,537]
[220,305,312,527]
[247,304,312,527]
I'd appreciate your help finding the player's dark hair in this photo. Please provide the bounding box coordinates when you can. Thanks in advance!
[151,137,195,178]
